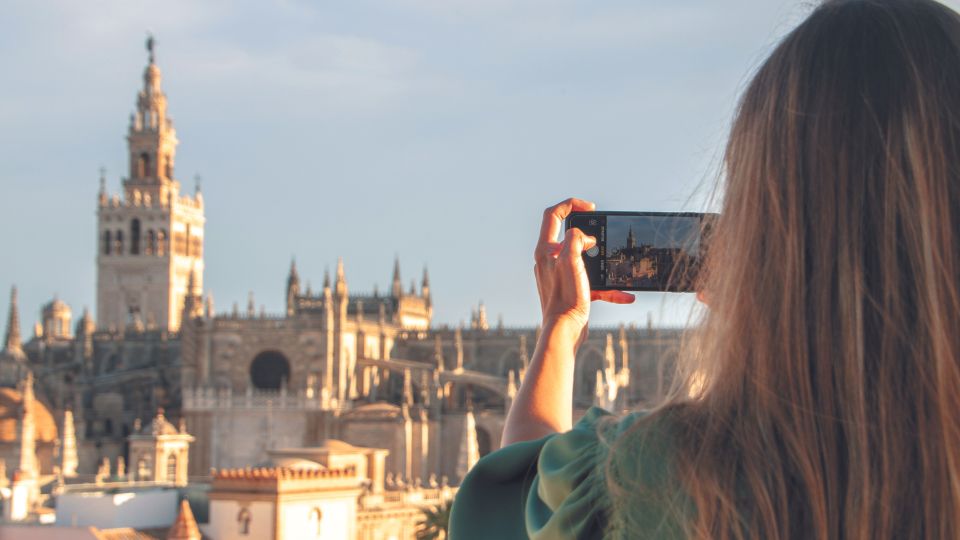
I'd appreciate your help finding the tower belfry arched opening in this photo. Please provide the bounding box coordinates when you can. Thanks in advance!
[95,37,205,333]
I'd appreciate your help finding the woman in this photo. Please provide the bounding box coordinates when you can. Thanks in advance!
[449,0,960,538]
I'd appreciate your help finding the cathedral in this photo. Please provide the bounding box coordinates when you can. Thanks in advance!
[0,41,684,500]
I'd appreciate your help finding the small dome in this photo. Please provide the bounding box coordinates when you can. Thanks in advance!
[42,298,70,317]
[0,387,58,443]
[140,409,179,436]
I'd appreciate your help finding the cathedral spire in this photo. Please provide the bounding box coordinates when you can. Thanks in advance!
[335,258,347,298]
[286,258,300,317]
[4,286,24,358]
[98,166,107,206]
[288,258,299,287]
[420,265,430,302]
[392,257,402,298]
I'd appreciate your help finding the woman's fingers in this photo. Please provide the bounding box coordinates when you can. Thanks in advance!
[535,198,595,263]
[558,227,591,262]
[591,290,636,304]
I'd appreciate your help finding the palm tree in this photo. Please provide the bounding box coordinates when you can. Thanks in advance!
[416,501,452,540]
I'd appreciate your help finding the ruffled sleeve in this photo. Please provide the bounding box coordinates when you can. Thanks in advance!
[449,407,621,540]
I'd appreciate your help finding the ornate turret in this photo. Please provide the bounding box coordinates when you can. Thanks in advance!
[335,258,348,298]
[60,409,78,478]
[3,286,25,361]
[181,269,203,322]
[74,308,95,367]
[604,333,616,375]
[286,258,300,316]
[75,307,95,337]
[454,325,464,370]
[41,297,72,341]
[617,324,631,385]
[98,167,108,206]
[16,372,37,479]
[433,334,444,372]
[455,407,480,482]
[471,301,489,332]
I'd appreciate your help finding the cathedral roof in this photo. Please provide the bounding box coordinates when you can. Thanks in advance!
[0,387,58,443]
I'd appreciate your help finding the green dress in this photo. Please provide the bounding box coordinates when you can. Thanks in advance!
[448,407,685,540]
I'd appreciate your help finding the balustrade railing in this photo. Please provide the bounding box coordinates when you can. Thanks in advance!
[182,386,348,411]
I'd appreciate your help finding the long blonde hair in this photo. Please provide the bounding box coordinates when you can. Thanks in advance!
[610,1,960,538]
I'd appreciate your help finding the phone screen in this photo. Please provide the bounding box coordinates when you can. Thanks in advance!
[566,211,710,292]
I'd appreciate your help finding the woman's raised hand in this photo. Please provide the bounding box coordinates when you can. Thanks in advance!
[534,198,635,337]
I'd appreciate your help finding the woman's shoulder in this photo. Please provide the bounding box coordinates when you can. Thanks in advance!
[532,406,686,539]
[448,405,686,540]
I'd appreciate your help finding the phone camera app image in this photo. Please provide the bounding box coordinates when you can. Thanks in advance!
[604,216,700,291]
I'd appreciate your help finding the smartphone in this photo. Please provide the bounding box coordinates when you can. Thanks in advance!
[565,211,714,292]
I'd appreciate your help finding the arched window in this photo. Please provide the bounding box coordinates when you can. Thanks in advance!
[307,507,323,537]
[249,351,291,390]
[164,155,173,179]
[138,152,150,178]
[103,230,112,255]
[166,453,177,482]
[104,418,113,435]
[130,219,141,255]
[157,229,167,256]
[146,230,156,255]
[238,508,251,535]
[115,230,124,255]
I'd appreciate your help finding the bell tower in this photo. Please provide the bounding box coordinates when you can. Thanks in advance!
[96,37,205,333]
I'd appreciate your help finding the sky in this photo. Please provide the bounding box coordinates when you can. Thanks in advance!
[3,0,928,335]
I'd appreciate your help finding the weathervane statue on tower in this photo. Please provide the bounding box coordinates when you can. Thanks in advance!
[146,33,155,63]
